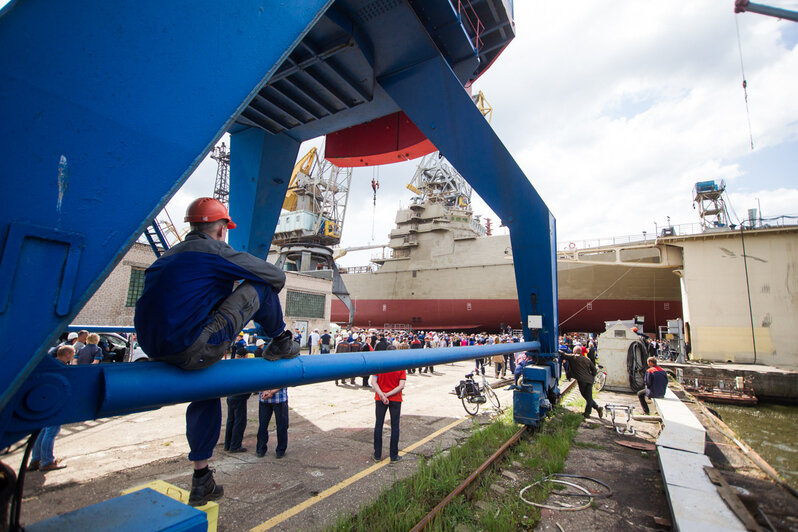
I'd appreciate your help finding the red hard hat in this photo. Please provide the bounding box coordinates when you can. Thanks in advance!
[185,197,236,229]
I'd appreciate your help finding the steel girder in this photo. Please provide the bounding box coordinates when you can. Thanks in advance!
[0,0,554,449]
[379,55,559,352]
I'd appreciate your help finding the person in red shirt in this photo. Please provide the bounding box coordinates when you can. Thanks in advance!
[370,369,406,462]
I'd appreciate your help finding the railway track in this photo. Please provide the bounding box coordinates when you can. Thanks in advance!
[413,378,579,530]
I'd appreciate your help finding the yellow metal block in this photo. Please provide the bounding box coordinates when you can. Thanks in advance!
[122,480,218,532]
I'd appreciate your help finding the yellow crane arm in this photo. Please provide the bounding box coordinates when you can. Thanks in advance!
[282,147,318,211]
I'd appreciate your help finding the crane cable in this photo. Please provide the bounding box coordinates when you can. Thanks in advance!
[371,167,380,240]
[735,15,755,151]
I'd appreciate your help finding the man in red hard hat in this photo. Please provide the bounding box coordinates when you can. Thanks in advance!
[135,197,299,506]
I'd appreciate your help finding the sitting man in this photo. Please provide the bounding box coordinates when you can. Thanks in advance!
[638,356,668,415]
[134,197,300,506]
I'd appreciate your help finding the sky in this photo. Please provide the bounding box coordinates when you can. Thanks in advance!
[165,1,798,266]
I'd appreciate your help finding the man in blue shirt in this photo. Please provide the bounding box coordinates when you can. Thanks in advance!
[257,387,289,458]
[638,357,668,415]
[135,197,300,506]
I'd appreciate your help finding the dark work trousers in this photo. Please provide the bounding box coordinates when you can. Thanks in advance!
[475,358,486,375]
[577,380,600,417]
[637,389,651,415]
[374,400,402,460]
[505,353,516,374]
[163,282,285,371]
[186,398,221,461]
[257,401,289,455]
[224,394,249,450]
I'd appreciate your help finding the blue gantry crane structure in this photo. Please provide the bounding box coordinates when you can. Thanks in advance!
[0,0,561,525]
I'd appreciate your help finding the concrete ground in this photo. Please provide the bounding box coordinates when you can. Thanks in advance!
[8,362,793,531]
[6,359,509,531]
[538,388,672,531]
[538,385,798,532]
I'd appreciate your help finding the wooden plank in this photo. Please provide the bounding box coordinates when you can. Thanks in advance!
[704,467,763,532]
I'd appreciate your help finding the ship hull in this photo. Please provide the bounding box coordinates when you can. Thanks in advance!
[331,296,682,332]
[332,212,682,333]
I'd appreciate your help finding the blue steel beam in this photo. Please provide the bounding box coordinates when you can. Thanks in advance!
[0,0,553,450]
[227,129,301,256]
[379,55,559,352]
[0,0,335,411]
[0,342,539,449]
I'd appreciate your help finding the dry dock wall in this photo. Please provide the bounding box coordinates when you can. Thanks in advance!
[667,227,798,370]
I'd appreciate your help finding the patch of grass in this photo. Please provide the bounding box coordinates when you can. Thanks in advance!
[573,441,606,450]
[326,408,583,532]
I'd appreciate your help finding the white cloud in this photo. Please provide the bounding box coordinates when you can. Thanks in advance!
[167,1,798,263]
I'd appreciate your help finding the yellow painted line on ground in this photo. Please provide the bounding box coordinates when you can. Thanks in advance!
[250,417,468,532]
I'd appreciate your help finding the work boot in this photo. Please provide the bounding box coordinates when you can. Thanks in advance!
[263,331,301,361]
[597,406,604,419]
[189,468,224,507]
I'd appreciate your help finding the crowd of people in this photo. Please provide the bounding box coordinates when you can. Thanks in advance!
[230,327,531,383]
[27,199,670,508]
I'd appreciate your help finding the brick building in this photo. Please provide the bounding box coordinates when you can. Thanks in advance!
[74,243,334,335]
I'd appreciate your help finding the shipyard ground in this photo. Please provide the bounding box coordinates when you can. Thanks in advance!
[5,360,796,531]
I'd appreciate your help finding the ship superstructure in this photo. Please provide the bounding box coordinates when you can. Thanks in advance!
[333,156,684,332]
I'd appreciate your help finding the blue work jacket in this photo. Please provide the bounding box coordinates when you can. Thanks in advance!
[134,231,285,357]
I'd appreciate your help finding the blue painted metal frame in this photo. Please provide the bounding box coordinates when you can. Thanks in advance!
[0,0,335,411]
[379,55,559,352]
[228,130,301,256]
[0,0,560,450]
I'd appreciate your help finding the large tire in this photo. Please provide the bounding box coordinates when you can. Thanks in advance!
[627,341,647,391]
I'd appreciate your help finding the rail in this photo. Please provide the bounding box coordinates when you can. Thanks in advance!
[456,0,484,52]
[557,214,798,252]
[411,378,578,531]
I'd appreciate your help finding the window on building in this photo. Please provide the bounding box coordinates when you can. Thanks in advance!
[285,290,325,318]
[125,267,146,307]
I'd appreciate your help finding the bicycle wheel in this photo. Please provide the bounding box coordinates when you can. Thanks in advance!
[593,372,606,392]
[485,385,501,411]
[462,394,480,416]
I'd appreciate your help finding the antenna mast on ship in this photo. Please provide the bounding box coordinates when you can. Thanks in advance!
[408,153,474,208]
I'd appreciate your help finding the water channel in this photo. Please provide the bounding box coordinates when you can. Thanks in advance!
[710,402,798,489]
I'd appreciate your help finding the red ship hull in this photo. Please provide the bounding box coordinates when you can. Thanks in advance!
[330,297,682,333]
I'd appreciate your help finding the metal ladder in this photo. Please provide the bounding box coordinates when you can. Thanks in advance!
[142,219,170,257]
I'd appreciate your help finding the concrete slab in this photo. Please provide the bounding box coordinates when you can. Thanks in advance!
[657,447,714,492]
[664,484,746,532]
[654,388,706,454]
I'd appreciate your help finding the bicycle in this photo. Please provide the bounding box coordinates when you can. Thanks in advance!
[455,372,501,416]
[593,364,607,392]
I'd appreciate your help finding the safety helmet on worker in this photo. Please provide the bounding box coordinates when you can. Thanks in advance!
[184,197,236,229]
